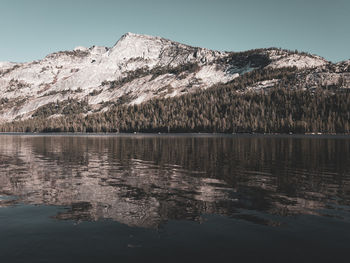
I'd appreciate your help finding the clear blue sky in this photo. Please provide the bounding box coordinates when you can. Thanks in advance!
[0,0,349,62]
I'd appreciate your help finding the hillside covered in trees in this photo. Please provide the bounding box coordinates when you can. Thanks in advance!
[1,67,349,134]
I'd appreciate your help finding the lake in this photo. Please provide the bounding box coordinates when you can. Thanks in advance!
[0,134,349,263]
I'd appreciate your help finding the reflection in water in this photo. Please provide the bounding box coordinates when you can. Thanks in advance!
[0,134,350,228]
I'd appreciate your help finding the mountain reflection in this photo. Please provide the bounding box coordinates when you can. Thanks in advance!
[0,135,350,227]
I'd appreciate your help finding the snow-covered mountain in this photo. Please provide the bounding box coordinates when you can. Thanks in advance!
[0,32,346,123]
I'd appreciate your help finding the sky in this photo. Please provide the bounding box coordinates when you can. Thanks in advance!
[0,0,349,63]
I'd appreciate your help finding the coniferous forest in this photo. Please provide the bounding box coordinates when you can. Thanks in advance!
[1,67,349,134]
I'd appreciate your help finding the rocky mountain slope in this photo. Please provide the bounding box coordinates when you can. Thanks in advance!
[1,32,348,124]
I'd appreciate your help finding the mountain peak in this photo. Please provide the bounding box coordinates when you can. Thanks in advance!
[108,32,172,63]
[122,32,146,38]
[117,32,161,43]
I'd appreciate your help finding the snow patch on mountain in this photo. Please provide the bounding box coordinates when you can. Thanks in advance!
[74,46,89,52]
[268,53,327,69]
[246,79,280,91]
[0,61,18,70]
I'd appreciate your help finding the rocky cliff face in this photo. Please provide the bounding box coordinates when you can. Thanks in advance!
[0,32,347,123]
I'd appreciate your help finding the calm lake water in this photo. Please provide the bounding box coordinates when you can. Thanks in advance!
[0,134,350,263]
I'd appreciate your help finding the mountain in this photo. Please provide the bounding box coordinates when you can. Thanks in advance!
[0,33,349,133]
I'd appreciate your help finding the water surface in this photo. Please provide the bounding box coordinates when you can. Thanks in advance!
[0,134,349,262]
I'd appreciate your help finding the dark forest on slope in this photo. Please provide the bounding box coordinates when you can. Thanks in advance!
[1,67,349,134]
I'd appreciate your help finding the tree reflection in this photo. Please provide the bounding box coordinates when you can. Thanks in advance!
[0,135,349,227]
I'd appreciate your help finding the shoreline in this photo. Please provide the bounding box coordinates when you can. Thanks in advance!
[0,132,349,138]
